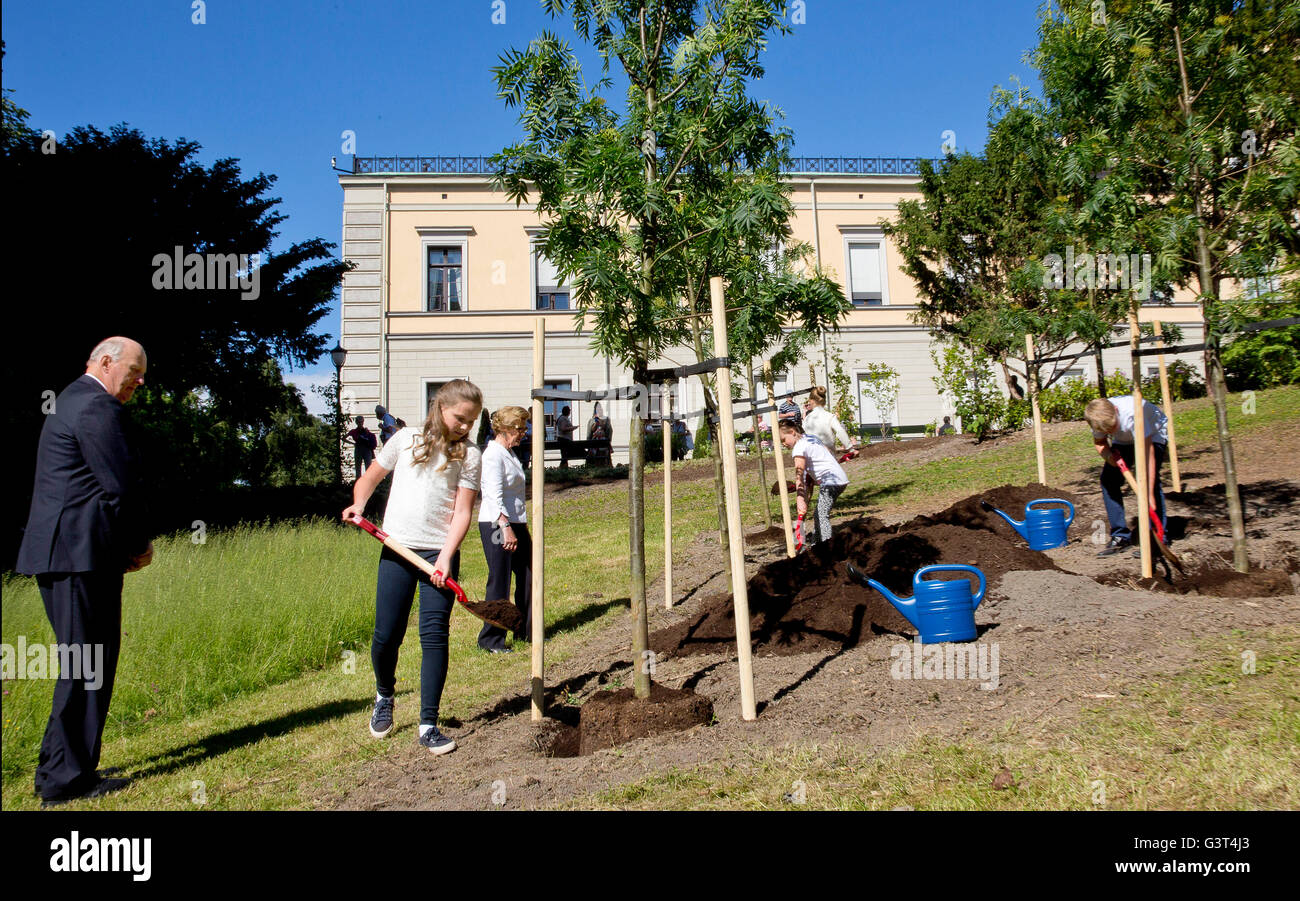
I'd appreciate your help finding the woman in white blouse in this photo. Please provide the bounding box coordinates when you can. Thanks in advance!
[801,386,855,456]
[476,405,533,653]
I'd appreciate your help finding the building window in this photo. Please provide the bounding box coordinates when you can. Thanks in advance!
[1063,368,1085,381]
[426,247,463,312]
[534,247,570,310]
[845,240,886,307]
[542,380,572,440]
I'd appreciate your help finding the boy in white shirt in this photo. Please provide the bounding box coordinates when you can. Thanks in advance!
[1084,396,1169,557]
[779,419,849,547]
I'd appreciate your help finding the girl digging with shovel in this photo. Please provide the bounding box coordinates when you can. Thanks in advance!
[342,380,483,756]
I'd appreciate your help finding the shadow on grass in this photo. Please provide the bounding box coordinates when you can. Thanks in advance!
[835,479,914,514]
[119,696,375,782]
[545,596,628,640]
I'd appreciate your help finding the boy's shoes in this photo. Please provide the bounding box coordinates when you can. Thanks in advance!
[418,727,457,756]
[369,695,395,738]
[1097,536,1132,557]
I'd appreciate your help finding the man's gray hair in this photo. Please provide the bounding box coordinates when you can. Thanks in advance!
[87,338,127,365]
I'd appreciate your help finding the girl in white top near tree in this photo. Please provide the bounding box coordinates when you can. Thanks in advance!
[801,386,857,457]
[342,379,483,756]
[779,418,850,546]
[476,405,533,653]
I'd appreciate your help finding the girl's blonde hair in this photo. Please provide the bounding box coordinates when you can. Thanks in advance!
[491,405,530,433]
[808,385,827,406]
[412,379,483,469]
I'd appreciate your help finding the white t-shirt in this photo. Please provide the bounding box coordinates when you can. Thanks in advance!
[375,427,482,549]
[1091,395,1168,446]
[478,440,527,524]
[792,434,848,487]
[803,406,852,451]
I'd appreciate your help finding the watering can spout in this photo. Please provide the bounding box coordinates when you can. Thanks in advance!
[871,581,922,630]
[981,499,1029,541]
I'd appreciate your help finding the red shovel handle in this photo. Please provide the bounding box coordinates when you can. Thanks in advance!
[435,573,468,605]
[1114,457,1166,544]
[795,513,805,551]
[348,513,388,541]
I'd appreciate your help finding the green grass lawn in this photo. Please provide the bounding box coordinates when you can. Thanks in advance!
[2,385,1296,809]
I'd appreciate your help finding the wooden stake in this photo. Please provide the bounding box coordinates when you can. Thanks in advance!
[766,362,796,558]
[1153,321,1182,493]
[749,362,772,529]
[1026,334,1047,486]
[711,277,757,721]
[663,380,674,609]
[1129,312,1153,579]
[530,318,546,720]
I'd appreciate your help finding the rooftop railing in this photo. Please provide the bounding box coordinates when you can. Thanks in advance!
[350,155,945,175]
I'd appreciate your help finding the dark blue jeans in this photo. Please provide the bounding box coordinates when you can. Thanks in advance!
[371,546,458,726]
[1101,443,1168,542]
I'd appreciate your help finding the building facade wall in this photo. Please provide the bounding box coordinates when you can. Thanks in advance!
[339,169,1210,463]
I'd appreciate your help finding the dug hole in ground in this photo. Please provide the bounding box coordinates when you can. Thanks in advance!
[329,425,1300,810]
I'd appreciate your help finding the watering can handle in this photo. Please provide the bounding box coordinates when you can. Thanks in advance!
[915,564,987,607]
[1028,498,1075,528]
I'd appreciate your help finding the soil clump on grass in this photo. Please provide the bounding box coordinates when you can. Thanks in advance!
[534,684,713,758]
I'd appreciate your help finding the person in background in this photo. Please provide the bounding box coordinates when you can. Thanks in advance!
[778,418,849,547]
[345,416,378,482]
[476,405,533,654]
[778,395,803,429]
[586,402,612,466]
[937,416,957,436]
[18,337,153,805]
[375,404,398,444]
[671,418,693,460]
[1085,396,1169,558]
[802,386,855,457]
[343,380,483,755]
[556,405,577,468]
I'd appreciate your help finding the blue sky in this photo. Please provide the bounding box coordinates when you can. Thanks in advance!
[4,0,1045,412]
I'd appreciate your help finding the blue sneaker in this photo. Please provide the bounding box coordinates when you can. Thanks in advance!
[418,726,457,756]
[369,695,394,738]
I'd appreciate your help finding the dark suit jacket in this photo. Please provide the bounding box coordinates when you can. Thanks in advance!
[17,374,149,575]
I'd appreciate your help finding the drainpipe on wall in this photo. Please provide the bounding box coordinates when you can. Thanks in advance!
[380,179,391,410]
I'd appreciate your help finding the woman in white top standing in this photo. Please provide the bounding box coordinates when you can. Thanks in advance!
[342,379,483,756]
[801,386,855,457]
[476,405,533,653]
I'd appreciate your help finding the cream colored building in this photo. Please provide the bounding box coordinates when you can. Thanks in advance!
[338,156,1207,461]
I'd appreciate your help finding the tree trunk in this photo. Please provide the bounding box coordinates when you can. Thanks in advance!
[688,302,732,586]
[1094,342,1108,397]
[1176,24,1248,573]
[627,398,651,697]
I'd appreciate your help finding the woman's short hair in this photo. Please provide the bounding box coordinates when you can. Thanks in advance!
[1084,398,1119,433]
[491,405,530,433]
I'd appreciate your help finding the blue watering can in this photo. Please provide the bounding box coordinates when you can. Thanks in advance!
[846,563,986,643]
[979,498,1075,551]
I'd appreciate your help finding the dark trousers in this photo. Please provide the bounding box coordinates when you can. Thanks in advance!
[1102,442,1168,541]
[477,521,533,651]
[34,571,123,801]
[353,447,374,481]
[371,546,458,726]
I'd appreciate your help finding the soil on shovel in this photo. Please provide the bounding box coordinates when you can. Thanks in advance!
[653,491,1069,659]
[534,683,713,758]
[462,599,525,633]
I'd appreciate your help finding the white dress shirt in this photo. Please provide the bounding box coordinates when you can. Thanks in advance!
[478,440,528,524]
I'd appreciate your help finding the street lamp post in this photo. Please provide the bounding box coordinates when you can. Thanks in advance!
[330,342,347,484]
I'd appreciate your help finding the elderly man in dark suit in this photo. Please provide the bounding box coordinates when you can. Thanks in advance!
[17,336,154,805]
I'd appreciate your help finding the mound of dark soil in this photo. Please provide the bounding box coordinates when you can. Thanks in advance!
[1097,552,1298,598]
[534,684,713,757]
[910,483,1083,540]
[853,435,961,460]
[652,502,1066,658]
